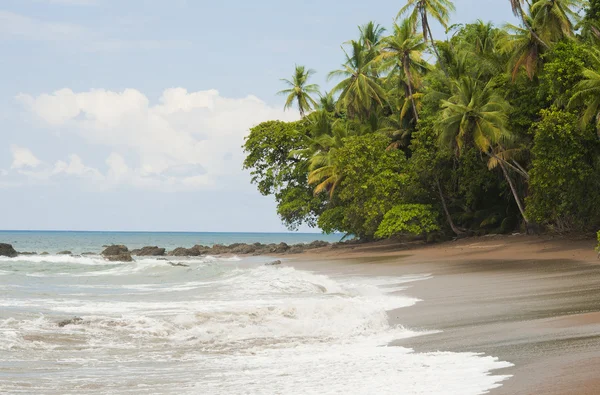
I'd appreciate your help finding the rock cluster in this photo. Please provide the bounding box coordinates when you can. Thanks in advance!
[130,246,166,256]
[0,243,18,258]
[101,245,133,262]
[164,240,331,257]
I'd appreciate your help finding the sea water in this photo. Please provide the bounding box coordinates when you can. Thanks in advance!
[0,232,512,394]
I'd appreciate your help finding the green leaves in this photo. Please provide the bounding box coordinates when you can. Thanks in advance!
[526,108,600,231]
[375,204,440,238]
[278,65,320,117]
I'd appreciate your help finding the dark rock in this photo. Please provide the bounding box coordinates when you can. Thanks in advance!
[40,252,49,255]
[308,240,330,249]
[230,243,257,254]
[57,250,72,255]
[0,243,18,258]
[101,245,129,256]
[272,242,290,253]
[168,262,190,267]
[168,246,203,257]
[265,260,282,266]
[18,251,36,256]
[58,317,83,328]
[209,244,230,254]
[192,245,211,255]
[105,253,133,262]
[81,252,95,256]
[132,246,166,256]
[287,245,306,254]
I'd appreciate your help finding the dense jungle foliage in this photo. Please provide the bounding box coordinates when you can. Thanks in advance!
[244,0,600,240]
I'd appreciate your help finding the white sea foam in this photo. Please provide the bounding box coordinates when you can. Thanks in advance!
[0,258,513,394]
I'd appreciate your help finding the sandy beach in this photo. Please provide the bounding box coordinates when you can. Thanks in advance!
[288,234,600,394]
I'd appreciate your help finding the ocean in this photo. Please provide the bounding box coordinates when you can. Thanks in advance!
[0,231,512,394]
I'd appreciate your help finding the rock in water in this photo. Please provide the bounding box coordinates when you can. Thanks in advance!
[105,253,133,262]
[102,245,133,262]
[168,262,190,267]
[132,246,166,256]
[58,317,83,327]
[0,243,18,258]
[101,245,128,256]
[265,260,282,266]
[57,251,72,255]
[167,246,204,256]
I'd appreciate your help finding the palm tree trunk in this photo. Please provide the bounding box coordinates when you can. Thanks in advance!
[494,155,529,225]
[513,4,550,49]
[436,178,464,236]
[404,62,419,122]
[425,21,449,77]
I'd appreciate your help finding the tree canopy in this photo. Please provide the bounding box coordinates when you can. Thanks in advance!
[245,0,600,240]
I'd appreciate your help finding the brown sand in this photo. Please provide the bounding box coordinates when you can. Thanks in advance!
[287,234,600,394]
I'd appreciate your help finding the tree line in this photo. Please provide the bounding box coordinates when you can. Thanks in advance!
[243,0,600,241]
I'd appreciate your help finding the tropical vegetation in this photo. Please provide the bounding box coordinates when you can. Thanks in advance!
[244,0,600,241]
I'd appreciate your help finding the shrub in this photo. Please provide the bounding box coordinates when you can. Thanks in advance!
[376,204,440,239]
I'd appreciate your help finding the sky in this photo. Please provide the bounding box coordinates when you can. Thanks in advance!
[0,0,517,232]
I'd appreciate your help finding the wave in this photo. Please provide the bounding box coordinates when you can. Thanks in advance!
[0,261,512,394]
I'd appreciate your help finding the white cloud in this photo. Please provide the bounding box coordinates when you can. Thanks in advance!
[53,154,103,180]
[10,145,42,169]
[17,87,298,190]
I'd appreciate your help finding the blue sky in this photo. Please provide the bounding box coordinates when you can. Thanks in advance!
[0,0,516,232]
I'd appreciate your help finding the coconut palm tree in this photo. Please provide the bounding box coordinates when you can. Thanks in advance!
[569,48,600,137]
[375,19,429,122]
[500,20,546,81]
[299,112,354,198]
[531,0,585,42]
[397,0,455,70]
[278,65,320,118]
[328,40,387,119]
[359,21,386,51]
[438,77,529,224]
[508,0,550,48]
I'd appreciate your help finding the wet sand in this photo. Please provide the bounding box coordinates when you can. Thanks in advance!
[288,235,600,394]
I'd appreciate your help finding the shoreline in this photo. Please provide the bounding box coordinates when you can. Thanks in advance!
[285,234,600,394]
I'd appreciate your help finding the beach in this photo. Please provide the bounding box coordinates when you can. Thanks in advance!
[289,234,600,394]
[1,232,599,394]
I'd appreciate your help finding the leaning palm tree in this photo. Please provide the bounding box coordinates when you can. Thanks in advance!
[569,48,600,137]
[500,20,545,81]
[438,77,529,224]
[397,0,455,70]
[375,19,429,122]
[278,65,320,118]
[508,0,550,48]
[531,0,585,43]
[328,40,387,119]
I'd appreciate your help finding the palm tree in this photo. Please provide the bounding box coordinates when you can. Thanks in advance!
[438,77,529,224]
[278,65,320,118]
[508,0,550,48]
[328,40,387,119]
[531,0,585,43]
[397,0,455,70]
[569,48,600,137]
[359,21,386,51]
[375,19,429,122]
[299,112,353,198]
[500,20,545,81]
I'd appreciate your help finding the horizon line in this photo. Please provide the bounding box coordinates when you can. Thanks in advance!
[0,229,337,235]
